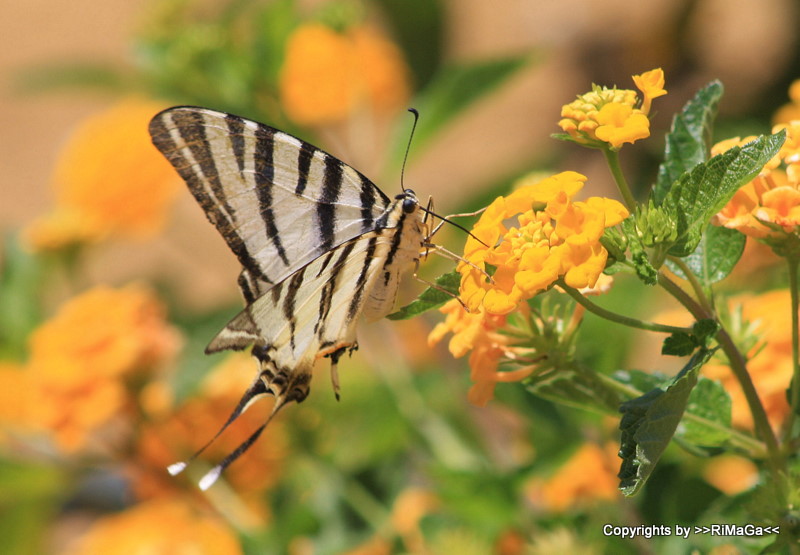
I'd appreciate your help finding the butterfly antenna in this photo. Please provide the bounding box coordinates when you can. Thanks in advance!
[419,205,490,248]
[400,108,420,192]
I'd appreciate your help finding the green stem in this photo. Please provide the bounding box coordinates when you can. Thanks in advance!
[783,257,800,443]
[559,280,692,334]
[667,256,714,314]
[603,147,637,211]
[658,272,783,477]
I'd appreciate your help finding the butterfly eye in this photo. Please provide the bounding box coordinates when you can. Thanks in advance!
[402,198,417,213]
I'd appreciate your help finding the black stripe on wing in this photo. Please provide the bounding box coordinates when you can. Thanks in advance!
[318,154,343,252]
[149,112,271,284]
[254,125,291,266]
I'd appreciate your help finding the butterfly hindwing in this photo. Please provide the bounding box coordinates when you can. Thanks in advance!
[207,229,388,355]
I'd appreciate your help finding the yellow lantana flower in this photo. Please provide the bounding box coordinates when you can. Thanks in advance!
[712,122,800,245]
[594,103,651,148]
[632,68,667,113]
[459,171,628,316]
[23,100,180,251]
[279,23,410,126]
[428,300,524,406]
[558,68,666,149]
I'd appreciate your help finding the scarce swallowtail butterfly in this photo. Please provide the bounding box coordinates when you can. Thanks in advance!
[149,106,430,489]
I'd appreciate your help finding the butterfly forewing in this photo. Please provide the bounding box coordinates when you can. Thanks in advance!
[149,106,428,488]
[149,106,393,287]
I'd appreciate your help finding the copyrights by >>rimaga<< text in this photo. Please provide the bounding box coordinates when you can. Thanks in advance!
[603,524,780,540]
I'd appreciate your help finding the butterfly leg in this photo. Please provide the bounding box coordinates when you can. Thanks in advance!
[323,344,358,401]
[330,363,341,401]
[410,257,469,310]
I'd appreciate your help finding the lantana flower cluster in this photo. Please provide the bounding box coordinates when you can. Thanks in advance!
[558,68,666,149]
[712,121,800,250]
[459,171,628,316]
[429,172,627,405]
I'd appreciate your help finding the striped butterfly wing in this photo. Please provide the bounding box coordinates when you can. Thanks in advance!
[149,106,427,488]
[149,106,393,291]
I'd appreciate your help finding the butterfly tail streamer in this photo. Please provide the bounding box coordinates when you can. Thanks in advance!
[167,373,269,477]
[198,392,294,490]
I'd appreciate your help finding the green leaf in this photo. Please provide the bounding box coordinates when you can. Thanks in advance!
[662,332,696,357]
[0,459,65,555]
[13,61,130,95]
[654,81,723,204]
[0,236,44,360]
[613,369,665,392]
[387,271,460,320]
[527,365,624,415]
[618,349,713,496]
[678,377,732,447]
[665,130,785,257]
[692,318,720,341]
[254,0,299,86]
[661,319,720,356]
[666,224,746,285]
[374,0,444,89]
[620,217,658,285]
[400,55,532,160]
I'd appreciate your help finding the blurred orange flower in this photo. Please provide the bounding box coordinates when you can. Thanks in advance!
[712,121,800,248]
[772,79,800,125]
[702,454,759,495]
[526,443,619,512]
[0,361,31,441]
[703,289,795,432]
[24,99,180,251]
[70,498,241,555]
[24,284,180,452]
[280,23,410,126]
[559,68,666,149]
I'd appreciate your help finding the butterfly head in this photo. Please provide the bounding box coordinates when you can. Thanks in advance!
[396,189,420,214]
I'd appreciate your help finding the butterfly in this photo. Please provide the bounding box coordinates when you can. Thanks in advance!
[149,106,431,489]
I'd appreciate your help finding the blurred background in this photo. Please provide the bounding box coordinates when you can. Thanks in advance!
[1,0,799,553]
[3,0,800,304]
